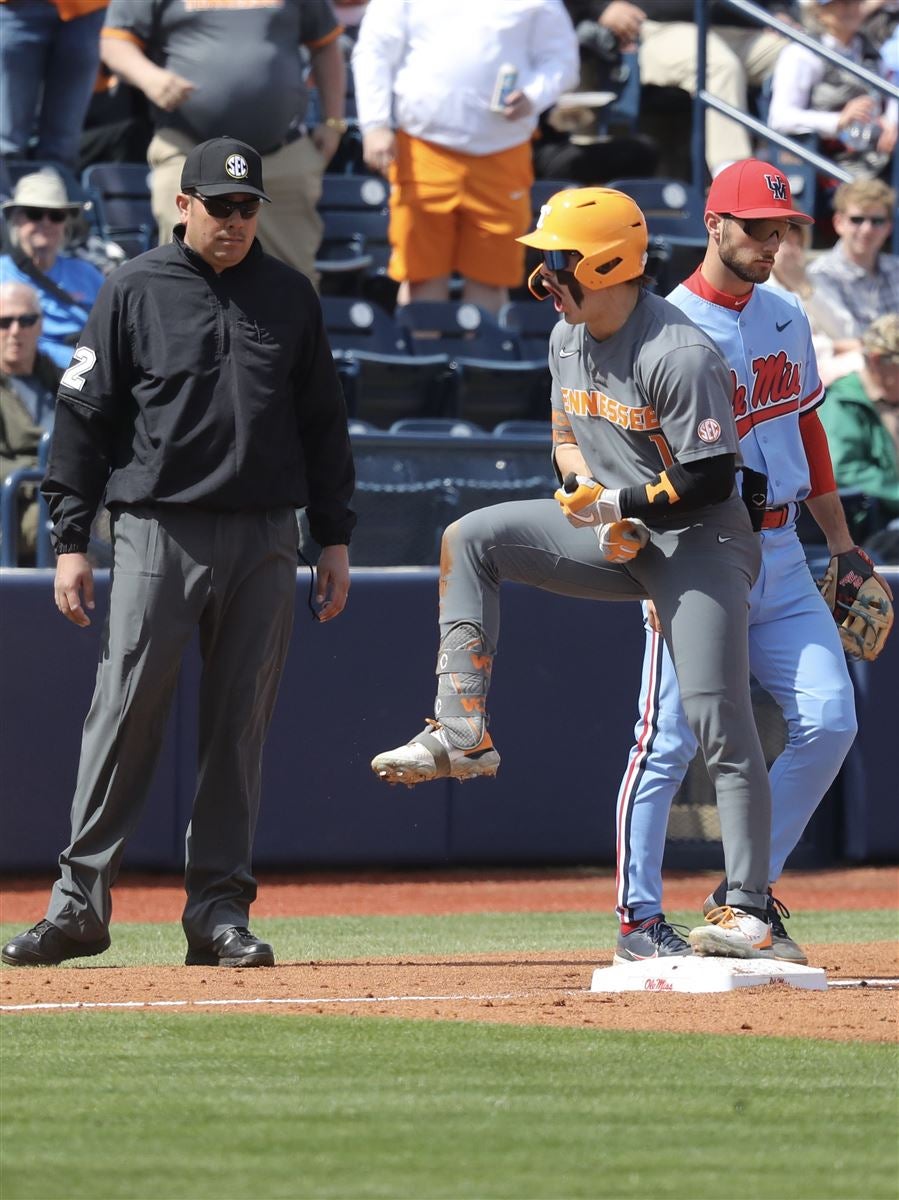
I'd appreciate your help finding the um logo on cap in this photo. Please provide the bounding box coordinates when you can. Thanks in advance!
[225,154,249,180]
[764,173,787,202]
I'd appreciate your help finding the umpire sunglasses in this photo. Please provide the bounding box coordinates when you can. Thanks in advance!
[191,192,261,220]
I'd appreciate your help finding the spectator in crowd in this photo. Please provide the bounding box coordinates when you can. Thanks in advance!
[768,0,898,173]
[0,281,61,561]
[808,177,899,342]
[859,0,899,52]
[351,0,579,315]
[819,311,899,519]
[533,2,660,185]
[601,0,793,178]
[100,0,347,282]
[0,0,108,170]
[0,168,104,370]
[763,219,864,383]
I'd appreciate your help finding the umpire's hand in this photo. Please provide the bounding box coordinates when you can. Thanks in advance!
[54,553,95,628]
[315,545,350,622]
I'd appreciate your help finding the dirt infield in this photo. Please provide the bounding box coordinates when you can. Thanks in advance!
[2,867,897,1041]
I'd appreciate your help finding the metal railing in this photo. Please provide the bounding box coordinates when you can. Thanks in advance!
[692,0,899,250]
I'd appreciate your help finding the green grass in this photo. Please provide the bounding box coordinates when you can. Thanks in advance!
[2,1013,897,1200]
[1,908,896,968]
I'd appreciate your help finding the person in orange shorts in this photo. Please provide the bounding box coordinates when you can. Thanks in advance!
[351,0,579,314]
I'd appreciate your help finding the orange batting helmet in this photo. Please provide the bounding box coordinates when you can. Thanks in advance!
[517,187,648,298]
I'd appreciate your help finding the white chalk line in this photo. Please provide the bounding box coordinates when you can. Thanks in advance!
[3,979,895,1013]
[0,990,524,1013]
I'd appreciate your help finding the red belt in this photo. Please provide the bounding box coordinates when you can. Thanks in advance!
[761,505,791,530]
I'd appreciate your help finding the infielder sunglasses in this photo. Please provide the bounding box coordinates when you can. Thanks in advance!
[192,192,261,220]
[725,215,791,244]
[19,207,68,224]
[0,313,40,329]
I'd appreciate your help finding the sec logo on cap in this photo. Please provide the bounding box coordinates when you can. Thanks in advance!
[225,154,249,180]
[697,418,722,443]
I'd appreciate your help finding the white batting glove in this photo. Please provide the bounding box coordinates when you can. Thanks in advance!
[554,473,622,526]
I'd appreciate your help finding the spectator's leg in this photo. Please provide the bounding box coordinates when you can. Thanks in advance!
[147,126,194,248]
[35,6,106,168]
[721,27,785,91]
[638,20,754,174]
[0,0,56,158]
[255,135,324,284]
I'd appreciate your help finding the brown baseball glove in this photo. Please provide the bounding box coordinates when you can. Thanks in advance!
[818,547,894,662]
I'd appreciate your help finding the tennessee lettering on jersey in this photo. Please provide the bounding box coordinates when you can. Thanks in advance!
[731,351,802,437]
[561,387,661,431]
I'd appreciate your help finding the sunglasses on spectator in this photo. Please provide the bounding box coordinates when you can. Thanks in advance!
[191,192,261,220]
[0,313,40,329]
[541,249,581,271]
[845,214,888,227]
[18,207,68,224]
[725,215,791,243]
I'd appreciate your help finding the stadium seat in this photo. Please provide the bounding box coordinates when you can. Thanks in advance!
[389,418,487,438]
[492,420,550,440]
[323,297,458,427]
[498,300,560,360]
[395,301,552,428]
[319,173,389,213]
[81,161,155,256]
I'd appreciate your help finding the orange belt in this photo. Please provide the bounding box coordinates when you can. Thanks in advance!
[761,505,791,530]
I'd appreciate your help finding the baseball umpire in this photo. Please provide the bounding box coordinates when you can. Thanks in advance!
[614,159,894,965]
[371,187,776,958]
[1,137,355,969]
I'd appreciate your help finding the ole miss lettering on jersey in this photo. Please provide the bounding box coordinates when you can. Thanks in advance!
[731,351,802,437]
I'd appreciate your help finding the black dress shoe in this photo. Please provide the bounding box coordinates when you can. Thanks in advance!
[1,919,111,967]
[184,926,275,967]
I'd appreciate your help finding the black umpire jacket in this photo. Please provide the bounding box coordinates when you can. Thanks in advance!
[42,229,355,552]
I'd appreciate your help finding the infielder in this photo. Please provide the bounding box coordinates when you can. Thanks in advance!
[614,159,893,966]
[373,187,776,958]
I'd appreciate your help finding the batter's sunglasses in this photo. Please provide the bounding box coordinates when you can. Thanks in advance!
[541,249,580,271]
[191,192,261,220]
[18,207,68,224]
[0,313,40,329]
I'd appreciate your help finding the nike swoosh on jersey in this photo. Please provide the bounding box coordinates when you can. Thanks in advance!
[776,319,792,332]
[717,534,733,543]
[559,348,579,358]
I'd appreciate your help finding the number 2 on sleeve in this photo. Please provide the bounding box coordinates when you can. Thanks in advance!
[61,346,97,392]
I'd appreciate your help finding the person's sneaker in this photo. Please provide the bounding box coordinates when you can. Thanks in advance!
[688,905,773,958]
[701,888,807,964]
[1,919,110,967]
[185,926,275,967]
[371,719,500,786]
[614,915,693,964]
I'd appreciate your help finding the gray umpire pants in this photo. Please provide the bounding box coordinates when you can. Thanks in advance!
[46,505,298,947]
[438,495,772,911]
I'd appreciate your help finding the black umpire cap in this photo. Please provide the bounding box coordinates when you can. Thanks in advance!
[181,136,271,202]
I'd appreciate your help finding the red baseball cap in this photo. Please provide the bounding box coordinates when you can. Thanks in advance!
[705,158,814,225]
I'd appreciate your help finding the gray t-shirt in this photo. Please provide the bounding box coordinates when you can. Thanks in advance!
[550,289,740,491]
[104,0,340,151]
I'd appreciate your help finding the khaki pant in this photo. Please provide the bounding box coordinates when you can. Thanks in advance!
[148,127,325,283]
[639,21,785,175]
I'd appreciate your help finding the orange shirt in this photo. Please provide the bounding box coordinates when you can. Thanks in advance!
[0,0,108,19]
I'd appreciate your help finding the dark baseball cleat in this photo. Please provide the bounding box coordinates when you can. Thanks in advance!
[1,919,111,967]
[614,915,693,964]
[702,887,807,964]
[184,926,275,967]
[371,719,500,786]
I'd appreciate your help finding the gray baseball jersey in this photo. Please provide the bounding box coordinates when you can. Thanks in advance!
[550,289,740,501]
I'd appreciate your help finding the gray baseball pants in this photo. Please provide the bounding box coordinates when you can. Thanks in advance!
[45,505,298,948]
[437,495,772,910]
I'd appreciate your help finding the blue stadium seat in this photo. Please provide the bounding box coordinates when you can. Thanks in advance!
[81,161,155,256]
